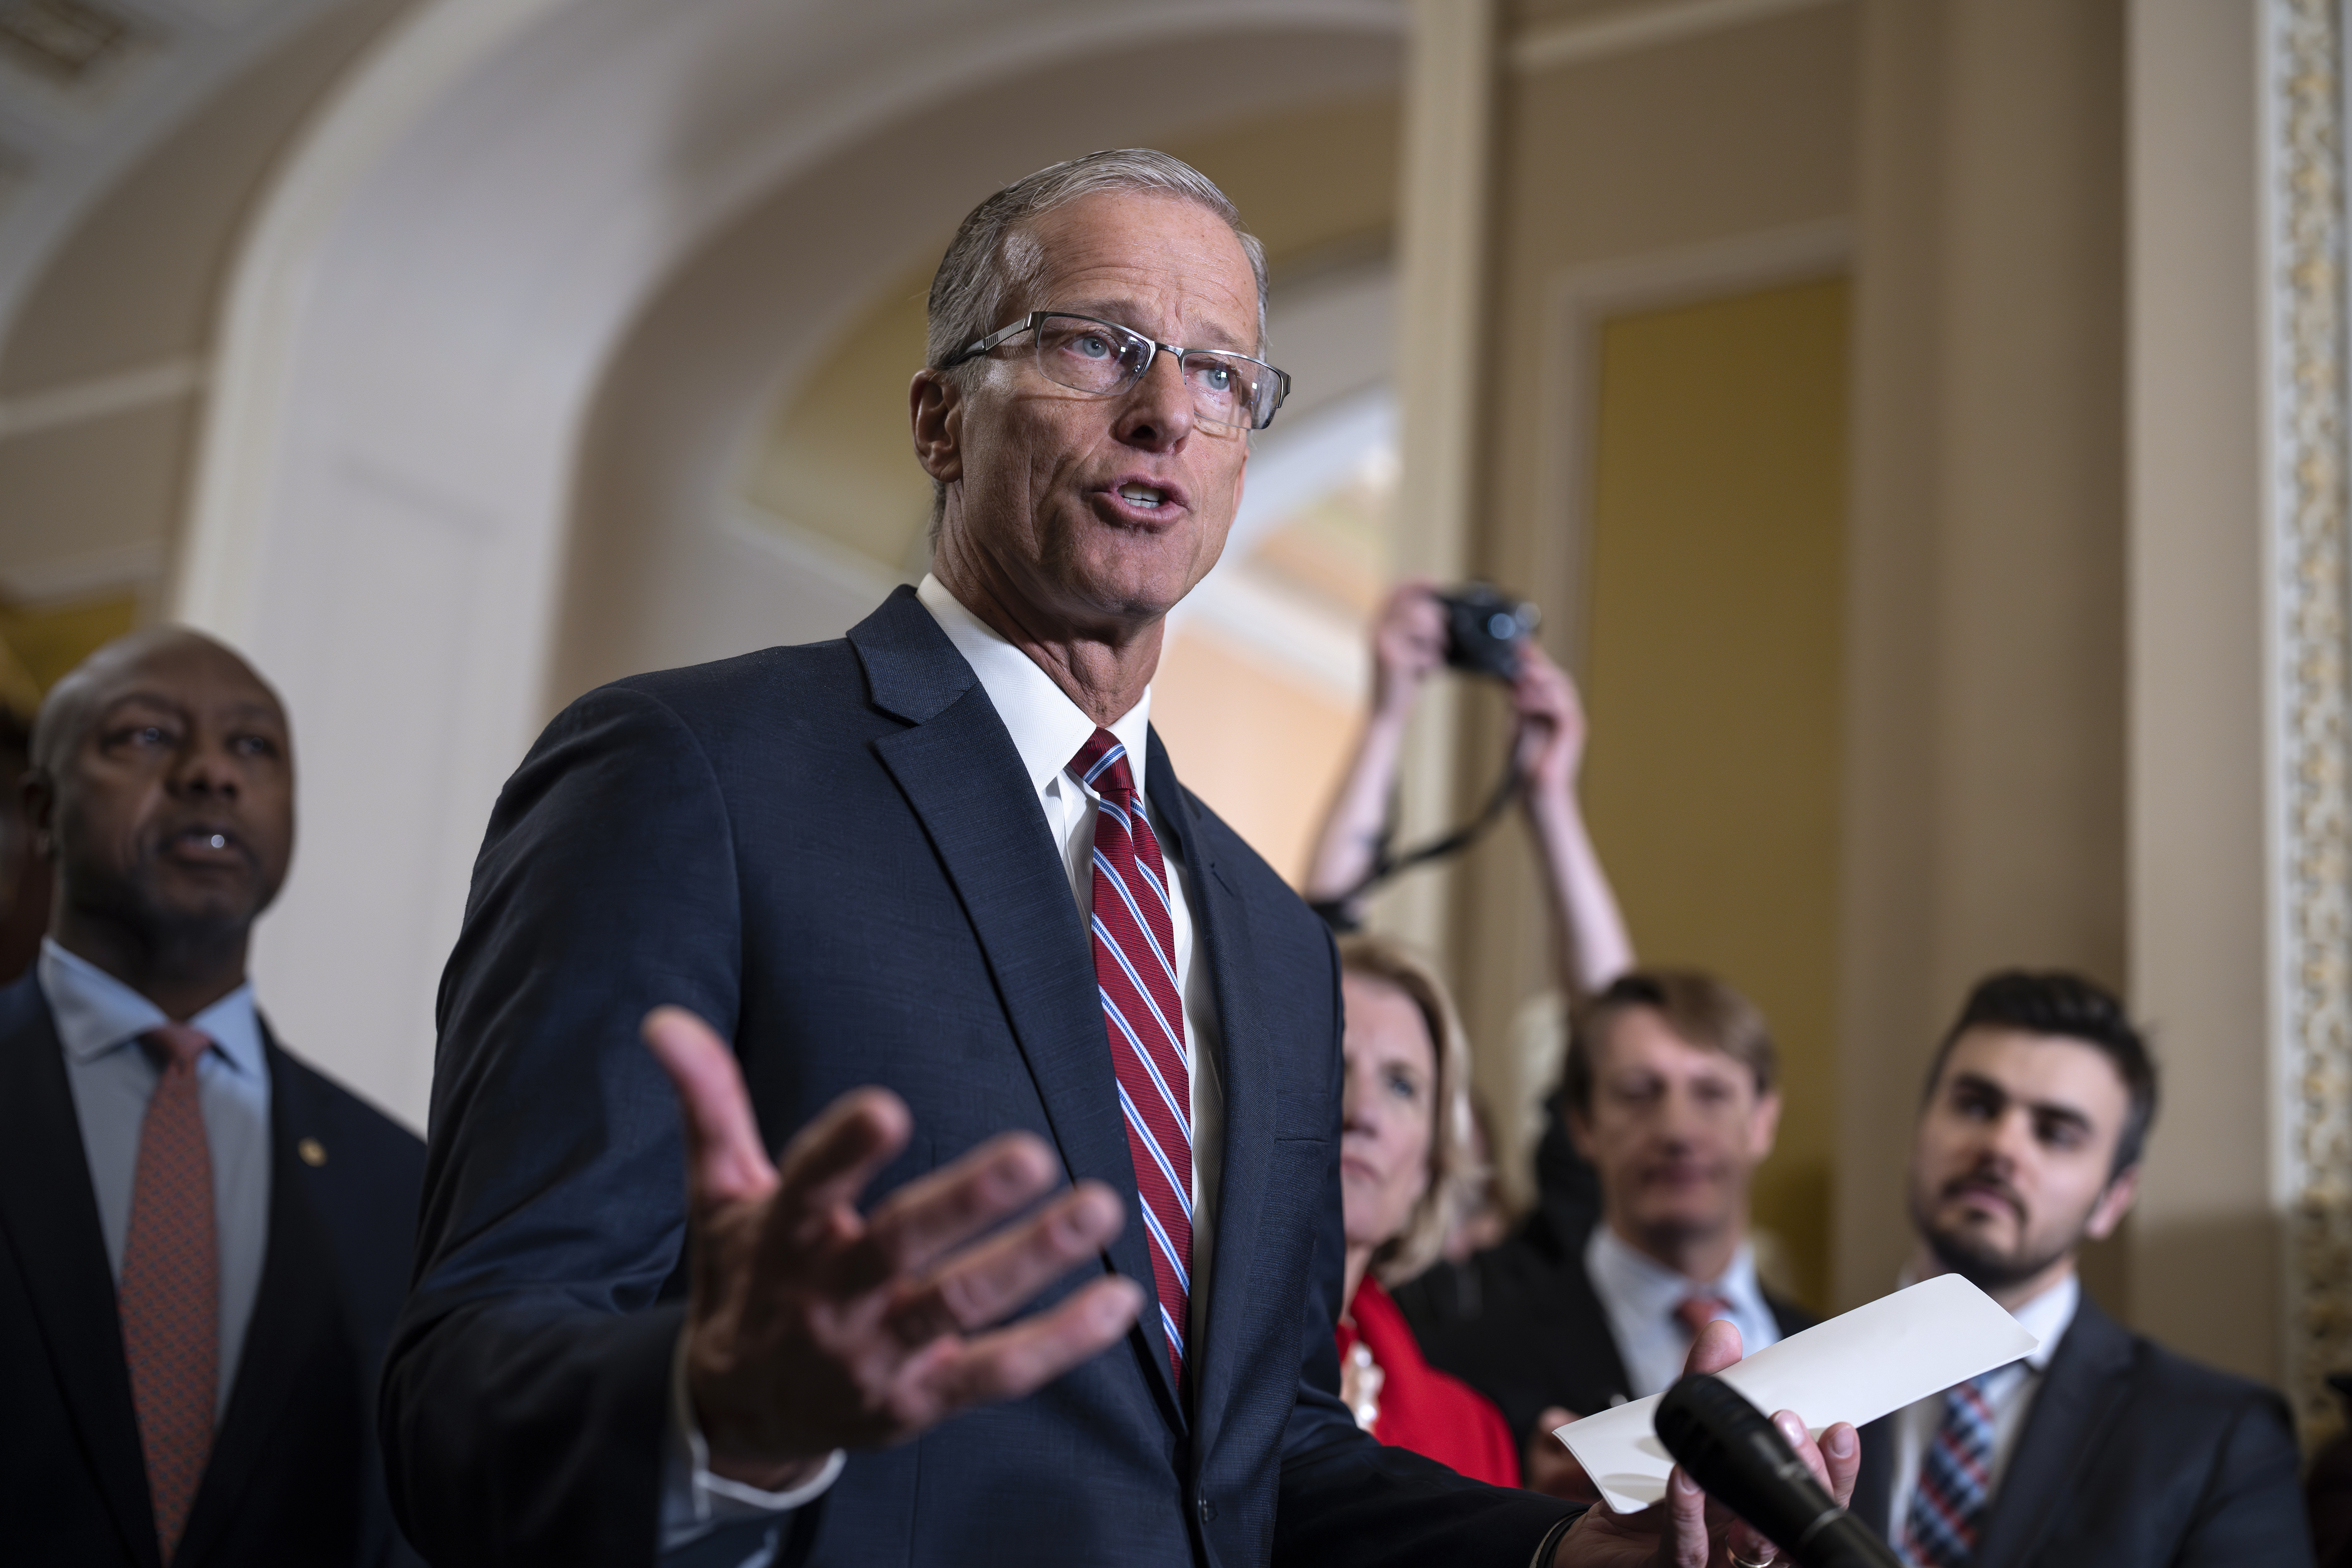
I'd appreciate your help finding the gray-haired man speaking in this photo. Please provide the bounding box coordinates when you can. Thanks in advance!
[384,149,1855,1568]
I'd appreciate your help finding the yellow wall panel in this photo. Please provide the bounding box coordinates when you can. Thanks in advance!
[1579,276,1848,1309]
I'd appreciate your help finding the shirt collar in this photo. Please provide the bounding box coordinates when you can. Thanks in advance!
[2007,1270,2080,1371]
[1588,1220,1768,1322]
[916,573,1153,799]
[37,936,267,1078]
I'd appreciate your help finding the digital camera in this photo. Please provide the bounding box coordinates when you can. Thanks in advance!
[1436,584,1541,681]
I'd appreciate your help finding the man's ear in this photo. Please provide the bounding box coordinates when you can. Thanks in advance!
[910,369,963,486]
[20,767,54,860]
[1565,1102,1597,1163]
[1748,1089,1782,1163]
[2083,1163,2140,1241]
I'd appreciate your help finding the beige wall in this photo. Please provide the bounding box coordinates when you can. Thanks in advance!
[1446,0,1858,1216]
[2124,0,2277,1392]
[1579,278,1850,1311]
[1837,0,2131,1316]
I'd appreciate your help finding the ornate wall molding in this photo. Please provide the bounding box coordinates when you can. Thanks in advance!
[2272,0,2352,1448]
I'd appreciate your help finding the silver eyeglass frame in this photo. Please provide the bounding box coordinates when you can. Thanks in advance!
[941,310,1292,430]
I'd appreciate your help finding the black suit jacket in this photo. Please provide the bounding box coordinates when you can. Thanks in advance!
[1396,1201,1815,1449]
[1853,1291,2310,1567]
[0,973,426,1567]
[382,588,1576,1568]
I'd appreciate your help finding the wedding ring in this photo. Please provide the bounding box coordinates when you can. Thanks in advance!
[1728,1549,1778,1568]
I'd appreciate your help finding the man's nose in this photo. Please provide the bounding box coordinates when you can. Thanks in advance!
[1655,1087,1703,1138]
[1975,1111,2029,1167]
[1113,350,1196,450]
[171,742,242,798]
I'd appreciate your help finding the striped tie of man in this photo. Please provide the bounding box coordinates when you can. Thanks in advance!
[1069,728,1193,1385]
[120,1023,220,1564]
[1903,1372,2000,1568]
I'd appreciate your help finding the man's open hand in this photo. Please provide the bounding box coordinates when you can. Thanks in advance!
[1548,1321,1862,1567]
[644,1006,1144,1488]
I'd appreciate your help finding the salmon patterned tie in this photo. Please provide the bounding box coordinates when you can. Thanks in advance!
[1069,728,1193,1385]
[119,1023,218,1563]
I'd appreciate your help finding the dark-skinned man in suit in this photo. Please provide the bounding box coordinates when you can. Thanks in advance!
[381,149,1856,1568]
[1852,971,2308,1567]
[0,628,424,1566]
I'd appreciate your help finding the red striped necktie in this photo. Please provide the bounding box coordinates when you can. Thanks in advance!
[1070,728,1193,1385]
[120,1023,219,1564]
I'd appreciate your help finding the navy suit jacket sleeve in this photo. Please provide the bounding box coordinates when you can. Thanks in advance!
[383,685,722,1566]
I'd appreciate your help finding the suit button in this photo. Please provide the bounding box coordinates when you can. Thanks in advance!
[1198,1497,1217,1524]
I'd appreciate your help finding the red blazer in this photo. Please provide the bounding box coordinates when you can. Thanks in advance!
[1338,1278,1520,1488]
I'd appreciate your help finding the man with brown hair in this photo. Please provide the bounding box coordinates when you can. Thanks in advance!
[1851,970,2305,1567]
[1404,970,1813,1483]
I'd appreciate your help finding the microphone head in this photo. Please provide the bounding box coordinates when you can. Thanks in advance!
[1654,1372,1834,1555]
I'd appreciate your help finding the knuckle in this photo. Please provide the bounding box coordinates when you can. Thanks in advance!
[933,1268,996,1330]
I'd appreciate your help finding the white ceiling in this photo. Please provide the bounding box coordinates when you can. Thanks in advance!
[0,0,372,341]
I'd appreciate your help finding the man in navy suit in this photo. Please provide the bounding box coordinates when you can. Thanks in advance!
[383,149,1854,1568]
[0,628,424,1566]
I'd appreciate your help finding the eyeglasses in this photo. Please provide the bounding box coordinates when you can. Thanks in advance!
[942,310,1291,431]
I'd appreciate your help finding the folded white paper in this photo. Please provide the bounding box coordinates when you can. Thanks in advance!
[1554,1273,2040,1514]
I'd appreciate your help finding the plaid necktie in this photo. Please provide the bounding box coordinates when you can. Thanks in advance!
[1070,728,1193,1384]
[119,1023,219,1564]
[1904,1372,2000,1567]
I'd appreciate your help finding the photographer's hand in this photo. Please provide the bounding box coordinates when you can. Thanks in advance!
[1511,644,1635,997]
[1303,581,1448,907]
[1370,579,1447,723]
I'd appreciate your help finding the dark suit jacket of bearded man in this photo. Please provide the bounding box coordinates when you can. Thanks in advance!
[380,586,1583,1567]
[1851,1289,2309,1568]
[0,976,426,1567]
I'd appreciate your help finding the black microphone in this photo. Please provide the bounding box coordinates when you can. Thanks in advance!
[1653,1373,1899,1568]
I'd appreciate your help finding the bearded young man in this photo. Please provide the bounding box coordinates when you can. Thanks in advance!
[1854,971,2308,1568]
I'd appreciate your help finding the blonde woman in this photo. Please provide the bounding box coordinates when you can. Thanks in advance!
[1334,937,1518,1486]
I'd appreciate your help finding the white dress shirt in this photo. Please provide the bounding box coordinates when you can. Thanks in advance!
[1882,1271,2076,1545]
[1584,1223,1785,1400]
[40,937,272,1417]
[661,575,1228,1556]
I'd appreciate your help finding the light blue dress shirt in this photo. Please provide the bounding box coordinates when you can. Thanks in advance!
[40,937,272,1417]
[1584,1222,1784,1400]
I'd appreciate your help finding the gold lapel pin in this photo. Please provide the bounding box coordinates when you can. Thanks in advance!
[298,1137,327,1167]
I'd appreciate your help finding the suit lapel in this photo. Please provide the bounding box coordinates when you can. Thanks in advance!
[1973,1293,2135,1567]
[851,592,1184,1424]
[1852,1415,1896,1546]
[173,1036,344,1568]
[0,978,162,1568]
[1145,732,1259,1447]
[1549,1252,1632,1408]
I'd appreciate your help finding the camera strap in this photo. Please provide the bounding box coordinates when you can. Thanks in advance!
[1307,754,1523,933]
